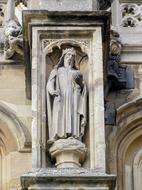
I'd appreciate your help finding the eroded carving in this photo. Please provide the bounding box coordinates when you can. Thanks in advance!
[4,19,23,59]
[105,28,134,125]
[108,29,127,90]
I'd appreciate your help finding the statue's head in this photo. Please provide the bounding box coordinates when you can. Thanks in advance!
[57,47,78,69]
[63,48,76,68]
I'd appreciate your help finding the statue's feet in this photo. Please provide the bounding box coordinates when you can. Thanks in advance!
[47,139,55,145]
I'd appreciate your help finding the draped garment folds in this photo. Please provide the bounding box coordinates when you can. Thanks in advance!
[46,66,87,142]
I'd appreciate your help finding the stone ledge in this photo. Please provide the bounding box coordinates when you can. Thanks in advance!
[22,168,115,177]
[21,168,116,190]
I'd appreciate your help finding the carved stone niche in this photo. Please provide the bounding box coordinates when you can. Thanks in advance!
[38,34,93,169]
[44,39,89,168]
[21,11,116,190]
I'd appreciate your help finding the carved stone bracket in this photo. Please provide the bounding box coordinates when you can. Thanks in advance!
[107,29,134,91]
[49,137,87,168]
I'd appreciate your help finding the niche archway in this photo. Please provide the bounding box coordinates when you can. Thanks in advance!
[0,102,31,190]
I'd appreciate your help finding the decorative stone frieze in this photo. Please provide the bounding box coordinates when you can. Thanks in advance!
[121,3,142,27]
[42,39,90,54]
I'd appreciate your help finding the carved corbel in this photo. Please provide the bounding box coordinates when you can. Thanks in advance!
[105,28,134,125]
[107,28,134,92]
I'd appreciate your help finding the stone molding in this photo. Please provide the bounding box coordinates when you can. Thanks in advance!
[21,168,116,190]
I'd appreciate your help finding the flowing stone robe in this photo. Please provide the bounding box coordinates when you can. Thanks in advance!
[46,66,87,142]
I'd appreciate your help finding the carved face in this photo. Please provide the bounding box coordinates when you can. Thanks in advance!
[64,52,75,68]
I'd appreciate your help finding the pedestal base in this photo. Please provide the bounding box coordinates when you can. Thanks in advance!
[49,137,87,168]
[21,168,116,190]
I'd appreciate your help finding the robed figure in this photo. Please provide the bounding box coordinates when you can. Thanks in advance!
[46,48,87,143]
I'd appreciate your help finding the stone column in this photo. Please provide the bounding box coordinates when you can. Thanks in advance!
[90,28,106,172]
[5,0,15,22]
[111,0,122,29]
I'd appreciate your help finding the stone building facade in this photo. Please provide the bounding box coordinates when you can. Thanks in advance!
[0,0,141,190]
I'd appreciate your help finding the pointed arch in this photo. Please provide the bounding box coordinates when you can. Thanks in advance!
[0,101,31,153]
[108,98,142,190]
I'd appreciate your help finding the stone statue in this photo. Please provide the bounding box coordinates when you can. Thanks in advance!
[46,47,87,144]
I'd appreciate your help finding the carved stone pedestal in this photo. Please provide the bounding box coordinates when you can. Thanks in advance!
[21,168,116,190]
[49,137,87,168]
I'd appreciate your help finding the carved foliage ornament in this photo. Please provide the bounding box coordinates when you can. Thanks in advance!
[42,39,90,54]
[121,3,142,27]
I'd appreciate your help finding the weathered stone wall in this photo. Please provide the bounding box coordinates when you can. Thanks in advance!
[0,63,32,190]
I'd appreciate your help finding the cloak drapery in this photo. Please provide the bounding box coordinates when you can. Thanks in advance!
[46,66,87,143]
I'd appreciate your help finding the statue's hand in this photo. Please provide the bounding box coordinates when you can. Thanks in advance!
[73,72,83,87]
[75,77,83,86]
[52,90,60,96]
[74,74,83,87]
